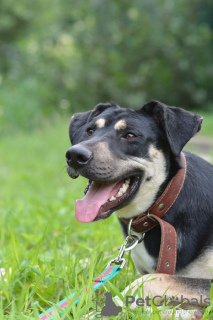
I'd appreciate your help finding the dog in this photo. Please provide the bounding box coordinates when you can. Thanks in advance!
[66,100,213,319]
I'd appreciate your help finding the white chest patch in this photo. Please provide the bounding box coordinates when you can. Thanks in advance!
[130,231,156,275]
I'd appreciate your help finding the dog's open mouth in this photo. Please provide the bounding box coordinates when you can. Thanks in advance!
[75,175,142,222]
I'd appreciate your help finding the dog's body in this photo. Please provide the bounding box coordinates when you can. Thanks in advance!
[66,101,213,318]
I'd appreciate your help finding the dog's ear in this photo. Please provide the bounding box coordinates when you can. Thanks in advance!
[69,102,120,145]
[87,102,119,122]
[69,110,92,145]
[142,100,203,156]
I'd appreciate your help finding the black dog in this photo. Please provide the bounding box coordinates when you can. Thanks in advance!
[66,100,212,317]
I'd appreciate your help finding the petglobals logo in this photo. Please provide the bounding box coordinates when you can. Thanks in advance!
[93,292,210,318]
[126,295,211,308]
[93,292,122,318]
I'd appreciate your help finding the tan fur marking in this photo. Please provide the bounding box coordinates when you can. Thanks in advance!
[114,120,127,130]
[179,249,213,278]
[95,118,106,128]
[91,141,113,160]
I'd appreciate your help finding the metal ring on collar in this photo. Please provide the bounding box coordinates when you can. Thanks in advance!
[128,217,145,244]
[127,218,133,239]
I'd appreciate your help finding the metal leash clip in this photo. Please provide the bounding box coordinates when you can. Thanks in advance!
[107,218,139,269]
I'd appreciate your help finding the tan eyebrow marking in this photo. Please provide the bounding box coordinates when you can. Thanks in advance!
[114,120,127,130]
[95,118,106,128]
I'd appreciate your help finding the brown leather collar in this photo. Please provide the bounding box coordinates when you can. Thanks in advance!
[121,152,187,274]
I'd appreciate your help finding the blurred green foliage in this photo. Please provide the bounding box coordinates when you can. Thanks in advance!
[0,0,213,135]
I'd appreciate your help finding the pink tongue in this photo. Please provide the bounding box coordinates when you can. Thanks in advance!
[75,181,120,222]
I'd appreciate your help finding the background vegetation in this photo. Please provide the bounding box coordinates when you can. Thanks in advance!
[0,0,213,135]
[0,0,213,318]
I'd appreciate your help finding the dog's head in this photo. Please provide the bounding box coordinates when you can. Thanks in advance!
[66,100,203,222]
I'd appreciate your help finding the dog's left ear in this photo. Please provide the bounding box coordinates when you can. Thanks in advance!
[142,100,203,156]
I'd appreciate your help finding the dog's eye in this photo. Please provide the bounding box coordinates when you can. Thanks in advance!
[87,128,94,136]
[124,133,136,140]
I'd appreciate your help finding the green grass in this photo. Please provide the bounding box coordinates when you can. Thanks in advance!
[0,117,136,319]
[0,114,213,319]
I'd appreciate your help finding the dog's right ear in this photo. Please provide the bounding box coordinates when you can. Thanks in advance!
[69,102,119,144]
[142,100,203,156]
[69,110,92,145]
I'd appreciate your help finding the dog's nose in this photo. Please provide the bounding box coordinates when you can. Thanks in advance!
[66,146,93,169]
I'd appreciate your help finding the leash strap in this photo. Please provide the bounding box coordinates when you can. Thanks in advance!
[39,265,122,320]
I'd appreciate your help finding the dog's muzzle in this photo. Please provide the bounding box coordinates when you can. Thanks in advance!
[66,144,144,223]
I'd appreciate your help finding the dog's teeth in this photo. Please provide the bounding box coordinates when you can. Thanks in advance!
[125,178,130,184]
[116,191,122,197]
[115,178,131,198]
[109,178,131,201]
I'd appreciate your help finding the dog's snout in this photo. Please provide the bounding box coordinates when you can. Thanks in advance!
[66,146,93,169]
